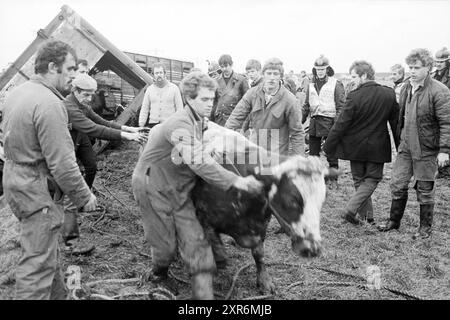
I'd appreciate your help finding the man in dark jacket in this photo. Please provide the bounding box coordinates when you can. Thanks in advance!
[323,60,399,225]
[431,47,450,179]
[66,74,145,189]
[379,48,450,239]
[432,47,450,89]
[302,55,345,188]
[211,54,249,126]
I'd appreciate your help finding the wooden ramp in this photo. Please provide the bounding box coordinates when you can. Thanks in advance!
[0,5,154,153]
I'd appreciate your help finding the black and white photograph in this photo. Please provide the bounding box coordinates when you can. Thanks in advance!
[0,0,448,304]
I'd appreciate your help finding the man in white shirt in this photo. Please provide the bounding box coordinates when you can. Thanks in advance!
[139,62,184,128]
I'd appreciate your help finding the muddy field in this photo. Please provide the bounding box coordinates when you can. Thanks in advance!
[0,141,449,300]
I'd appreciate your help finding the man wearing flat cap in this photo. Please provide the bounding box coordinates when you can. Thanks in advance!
[302,55,345,188]
[62,73,146,254]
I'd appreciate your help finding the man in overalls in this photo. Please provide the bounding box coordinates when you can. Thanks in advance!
[132,71,262,299]
[0,41,97,299]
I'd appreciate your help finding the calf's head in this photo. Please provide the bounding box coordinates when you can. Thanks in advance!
[256,156,340,258]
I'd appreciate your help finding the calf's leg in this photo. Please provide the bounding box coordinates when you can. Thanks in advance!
[251,242,276,294]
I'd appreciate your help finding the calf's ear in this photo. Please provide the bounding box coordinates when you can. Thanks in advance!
[253,167,279,188]
[324,168,343,178]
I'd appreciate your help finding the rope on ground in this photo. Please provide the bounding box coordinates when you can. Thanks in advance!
[86,277,140,287]
[315,281,366,288]
[112,291,152,299]
[138,251,152,259]
[148,287,177,300]
[90,293,115,300]
[169,270,190,285]
[310,266,366,282]
[225,262,253,300]
[242,294,273,300]
[71,288,81,300]
[382,285,425,300]
[91,212,106,227]
[89,225,137,250]
[92,186,107,198]
[101,183,132,213]
[286,281,306,290]
[254,261,424,300]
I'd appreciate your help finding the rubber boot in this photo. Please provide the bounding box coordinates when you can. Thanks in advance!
[192,272,214,300]
[378,198,407,232]
[412,204,434,239]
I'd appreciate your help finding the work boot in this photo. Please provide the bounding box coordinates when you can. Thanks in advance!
[378,198,407,232]
[62,210,80,243]
[192,272,214,300]
[362,217,376,225]
[412,204,434,240]
[64,238,95,256]
[342,212,363,225]
[144,266,179,295]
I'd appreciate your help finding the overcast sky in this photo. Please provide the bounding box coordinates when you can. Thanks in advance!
[0,0,449,74]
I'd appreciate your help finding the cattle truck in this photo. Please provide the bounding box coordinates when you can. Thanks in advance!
[0,4,194,194]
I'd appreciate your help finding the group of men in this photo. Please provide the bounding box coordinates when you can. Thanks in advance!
[0,41,147,299]
[1,39,449,300]
[323,48,450,241]
[133,49,450,300]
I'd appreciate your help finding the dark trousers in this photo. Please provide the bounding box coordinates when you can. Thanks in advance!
[346,161,384,219]
[309,135,339,168]
[76,134,97,189]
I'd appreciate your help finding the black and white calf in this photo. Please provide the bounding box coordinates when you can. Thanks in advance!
[193,123,339,295]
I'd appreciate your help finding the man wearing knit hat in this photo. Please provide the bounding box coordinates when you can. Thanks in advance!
[302,55,345,188]
[207,61,222,80]
[431,48,450,179]
[432,47,450,89]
